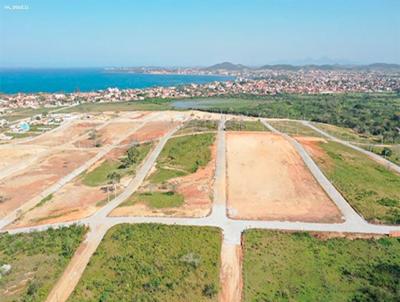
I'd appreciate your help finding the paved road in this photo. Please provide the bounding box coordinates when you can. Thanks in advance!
[0,114,160,229]
[303,120,400,174]
[2,113,400,302]
[43,121,184,302]
[262,119,366,226]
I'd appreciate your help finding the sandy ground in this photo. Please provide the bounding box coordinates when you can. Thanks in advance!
[119,121,181,145]
[110,143,216,217]
[25,122,100,146]
[219,243,243,302]
[0,149,96,218]
[45,224,109,302]
[75,121,140,147]
[0,146,47,170]
[10,146,132,227]
[226,132,342,222]
[9,181,109,227]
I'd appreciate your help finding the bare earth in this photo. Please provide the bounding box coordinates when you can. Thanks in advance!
[119,121,181,145]
[226,132,342,222]
[0,149,96,218]
[25,122,99,146]
[0,146,46,170]
[10,146,133,228]
[110,143,216,217]
[219,243,242,302]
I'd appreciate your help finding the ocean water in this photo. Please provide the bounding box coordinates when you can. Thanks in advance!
[0,68,233,94]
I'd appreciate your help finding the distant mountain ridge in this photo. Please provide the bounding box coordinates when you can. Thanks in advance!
[205,62,400,72]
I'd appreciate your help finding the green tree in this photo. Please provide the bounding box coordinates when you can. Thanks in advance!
[107,172,121,200]
[381,147,393,158]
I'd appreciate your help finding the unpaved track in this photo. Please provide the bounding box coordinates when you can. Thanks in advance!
[219,242,242,302]
[303,121,400,174]
[0,114,160,229]
[43,121,184,302]
[45,223,109,302]
[2,114,400,302]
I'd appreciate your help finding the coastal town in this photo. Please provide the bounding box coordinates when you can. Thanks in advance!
[1,67,399,113]
[1,66,399,141]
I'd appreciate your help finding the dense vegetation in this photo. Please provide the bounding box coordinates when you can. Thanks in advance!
[224,119,268,131]
[0,225,86,302]
[243,230,400,302]
[82,142,152,186]
[59,98,172,113]
[268,120,322,137]
[176,93,400,143]
[69,224,222,302]
[312,141,400,224]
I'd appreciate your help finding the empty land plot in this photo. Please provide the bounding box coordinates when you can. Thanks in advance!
[268,120,323,137]
[0,149,96,219]
[76,122,140,147]
[298,138,400,224]
[225,119,268,131]
[175,119,219,135]
[0,146,46,170]
[25,121,99,146]
[113,133,216,217]
[313,122,383,144]
[0,225,86,302]
[68,224,221,302]
[119,121,180,145]
[243,230,400,302]
[11,143,153,227]
[226,132,342,222]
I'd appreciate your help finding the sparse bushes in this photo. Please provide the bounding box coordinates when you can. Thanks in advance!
[69,224,221,301]
[0,225,86,302]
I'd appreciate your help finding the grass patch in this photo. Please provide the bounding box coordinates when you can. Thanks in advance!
[125,191,184,208]
[148,133,215,183]
[361,144,400,165]
[35,194,53,208]
[82,142,153,187]
[315,122,383,144]
[268,120,323,137]
[225,119,268,131]
[0,225,86,302]
[59,99,172,114]
[68,224,221,302]
[312,141,400,224]
[243,230,400,302]
[148,167,187,184]
[82,160,121,187]
[176,119,219,135]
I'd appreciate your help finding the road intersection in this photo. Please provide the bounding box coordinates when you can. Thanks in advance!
[1,114,400,302]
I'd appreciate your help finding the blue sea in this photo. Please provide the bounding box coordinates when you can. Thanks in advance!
[0,68,233,94]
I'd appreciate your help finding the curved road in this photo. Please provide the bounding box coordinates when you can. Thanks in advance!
[1,114,400,302]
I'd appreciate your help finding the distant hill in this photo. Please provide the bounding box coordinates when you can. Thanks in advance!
[204,62,248,71]
[206,62,400,72]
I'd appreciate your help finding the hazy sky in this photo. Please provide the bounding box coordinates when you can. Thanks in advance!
[1,0,399,67]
